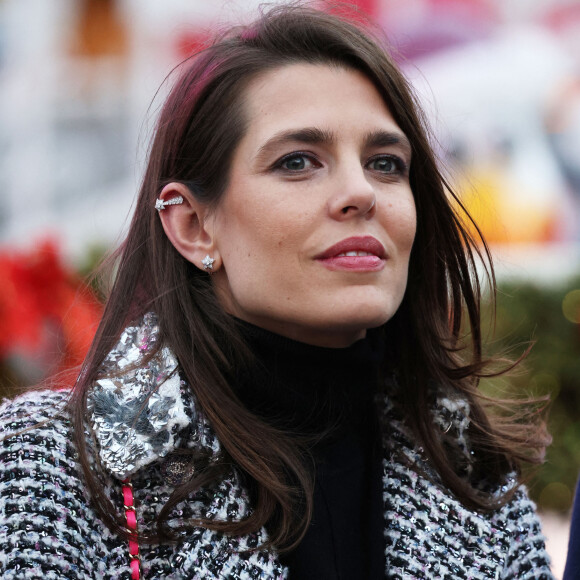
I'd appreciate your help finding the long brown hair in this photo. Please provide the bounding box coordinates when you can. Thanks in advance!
[69,3,549,550]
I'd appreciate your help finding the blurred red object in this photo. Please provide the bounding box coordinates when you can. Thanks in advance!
[0,240,103,382]
[175,30,211,61]
[173,0,382,63]
[349,0,379,16]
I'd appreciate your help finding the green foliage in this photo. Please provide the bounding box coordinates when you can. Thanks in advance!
[482,276,580,512]
[75,243,109,303]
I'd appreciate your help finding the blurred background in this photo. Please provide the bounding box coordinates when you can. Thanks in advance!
[0,0,579,575]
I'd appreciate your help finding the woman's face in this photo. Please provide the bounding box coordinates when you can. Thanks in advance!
[210,63,416,347]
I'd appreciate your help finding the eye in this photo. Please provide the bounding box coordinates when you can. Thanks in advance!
[275,152,320,172]
[367,155,407,175]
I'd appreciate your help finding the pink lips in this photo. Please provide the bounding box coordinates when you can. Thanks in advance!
[315,236,386,272]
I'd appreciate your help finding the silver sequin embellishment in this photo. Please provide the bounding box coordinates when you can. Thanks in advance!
[88,313,191,480]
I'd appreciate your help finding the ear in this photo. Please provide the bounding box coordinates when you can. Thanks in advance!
[157,183,220,272]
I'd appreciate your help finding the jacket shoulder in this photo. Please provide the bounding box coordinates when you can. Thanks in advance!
[383,388,553,578]
[0,390,114,579]
[0,388,79,495]
[495,485,553,578]
[0,388,72,435]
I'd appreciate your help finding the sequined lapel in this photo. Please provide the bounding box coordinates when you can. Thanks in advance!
[88,313,193,480]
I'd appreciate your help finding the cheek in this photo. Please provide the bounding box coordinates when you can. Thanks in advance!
[217,212,304,286]
[387,196,417,251]
[222,193,289,247]
[402,210,417,250]
[234,213,309,261]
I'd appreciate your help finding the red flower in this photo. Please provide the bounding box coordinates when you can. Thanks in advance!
[0,240,103,383]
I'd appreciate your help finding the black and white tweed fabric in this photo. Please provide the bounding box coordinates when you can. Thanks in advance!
[0,315,553,579]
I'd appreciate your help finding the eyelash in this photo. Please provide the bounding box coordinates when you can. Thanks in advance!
[366,154,408,176]
[273,151,321,172]
[272,152,408,176]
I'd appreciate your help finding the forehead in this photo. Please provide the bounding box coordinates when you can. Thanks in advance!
[238,63,404,145]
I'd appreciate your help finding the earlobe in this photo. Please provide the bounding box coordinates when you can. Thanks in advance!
[156,183,220,272]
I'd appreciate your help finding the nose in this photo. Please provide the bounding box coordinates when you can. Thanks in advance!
[328,163,377,220]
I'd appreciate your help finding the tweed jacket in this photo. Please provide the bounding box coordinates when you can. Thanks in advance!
[0,314,553,579]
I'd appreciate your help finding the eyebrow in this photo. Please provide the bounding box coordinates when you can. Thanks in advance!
[255,127,335,164]
[254,126,412,165]
[363,129,412,158]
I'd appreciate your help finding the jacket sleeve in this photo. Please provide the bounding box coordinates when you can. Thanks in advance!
[0,391,121,580]
[499,486,554,579]
[563,475,580,580]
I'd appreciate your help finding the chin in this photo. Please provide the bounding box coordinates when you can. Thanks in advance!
[324,307,397,341]
[340,296,402,328]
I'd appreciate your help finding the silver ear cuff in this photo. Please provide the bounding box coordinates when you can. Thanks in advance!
[155,196,184,211]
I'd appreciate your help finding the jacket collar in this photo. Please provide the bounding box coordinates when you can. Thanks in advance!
[87,313,219,480]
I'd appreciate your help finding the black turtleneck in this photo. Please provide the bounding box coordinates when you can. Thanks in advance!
[232,322,386,580]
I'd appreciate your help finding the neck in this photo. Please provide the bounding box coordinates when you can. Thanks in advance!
[230,319,385,435]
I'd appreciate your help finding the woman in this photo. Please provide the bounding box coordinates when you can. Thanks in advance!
[0,5,553,579]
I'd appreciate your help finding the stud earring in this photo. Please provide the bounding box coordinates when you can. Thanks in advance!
[201,255,215,271]
[155,195,184,212]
